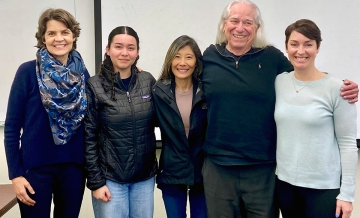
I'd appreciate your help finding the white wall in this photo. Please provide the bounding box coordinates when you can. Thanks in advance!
[101,0,360,137]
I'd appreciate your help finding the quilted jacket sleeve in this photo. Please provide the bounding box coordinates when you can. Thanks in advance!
[84,80,106,190]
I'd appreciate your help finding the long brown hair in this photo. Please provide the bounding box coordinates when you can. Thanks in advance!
[158,35,203,81]
[99,26,140,101]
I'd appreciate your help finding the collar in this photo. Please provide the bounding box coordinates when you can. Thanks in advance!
[101,65,138,91]
[214,43,264,57]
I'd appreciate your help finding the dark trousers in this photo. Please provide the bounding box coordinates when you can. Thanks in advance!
[202,157,277,218]
[276,177,339,218]
[18,163,85,218]
[161,184,207,218]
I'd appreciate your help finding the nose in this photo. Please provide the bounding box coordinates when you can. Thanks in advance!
[179,57,186,65]
[120,47,128,56]
[235,22,244,32]
[54,33,64,41]
[298,45,305,54]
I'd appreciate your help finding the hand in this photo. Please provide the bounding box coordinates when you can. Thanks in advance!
[92,185,111,202]
[335,199,353,218]
[11,176,36,206]
[341,79,358,103]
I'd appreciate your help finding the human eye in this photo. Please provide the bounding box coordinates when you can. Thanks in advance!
[128,46,136,51]
[244,20,253,26]
[229,19,238,24]
[186,55,193,59]
[47,31,55,36]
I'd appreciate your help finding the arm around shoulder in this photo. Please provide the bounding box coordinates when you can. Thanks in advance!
[341,79,358,103]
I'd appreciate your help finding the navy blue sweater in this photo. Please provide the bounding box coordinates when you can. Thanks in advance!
[4,60,90,179]
[201,44,293,165]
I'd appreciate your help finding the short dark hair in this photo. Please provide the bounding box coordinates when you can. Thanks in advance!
[35,8,80,49]
[158,35,203,81]
[285,19,322,49]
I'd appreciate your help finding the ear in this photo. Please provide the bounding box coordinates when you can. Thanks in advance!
[106,46,110,56]
[285,41,288,53]
[316,44,320,54]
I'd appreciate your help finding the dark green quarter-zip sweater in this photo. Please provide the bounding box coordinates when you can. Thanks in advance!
[201,44,293,165]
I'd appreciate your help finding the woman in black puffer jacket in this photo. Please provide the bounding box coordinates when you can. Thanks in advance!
[84,26,157,218]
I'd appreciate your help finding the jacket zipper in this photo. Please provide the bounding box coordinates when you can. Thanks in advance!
[188,88,203,139]
[214,45,265,69]
[126,91,132,103]
[156,82,204,185]
[155,83,203,144]
[127,91,137,172]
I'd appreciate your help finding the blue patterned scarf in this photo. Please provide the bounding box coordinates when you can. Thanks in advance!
[36,48,87,145]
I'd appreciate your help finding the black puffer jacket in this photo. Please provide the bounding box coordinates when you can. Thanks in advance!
[84,66,157,190]
[152,79,207,186]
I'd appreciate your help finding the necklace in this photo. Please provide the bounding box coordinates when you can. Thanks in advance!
[292,70,318,93]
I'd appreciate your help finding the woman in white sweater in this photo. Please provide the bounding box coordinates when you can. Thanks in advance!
[275,19,357,218]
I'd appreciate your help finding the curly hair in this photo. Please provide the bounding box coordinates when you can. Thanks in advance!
[35,8,80,49]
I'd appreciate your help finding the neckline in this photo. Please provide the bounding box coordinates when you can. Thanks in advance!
[292,71,328,86]
[175,85,193,95]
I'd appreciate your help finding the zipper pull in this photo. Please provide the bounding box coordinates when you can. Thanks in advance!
[126,91,132,103]
[236,61,239,68]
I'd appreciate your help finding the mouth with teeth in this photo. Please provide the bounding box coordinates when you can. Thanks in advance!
[233,34,246,39]
[54,44,66,48]
[295,57,308,62]
[177,69,189,73]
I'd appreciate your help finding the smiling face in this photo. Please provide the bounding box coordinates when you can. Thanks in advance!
[286,30,319,71]
[106,34,139,73]
[44,20,75,65]
[224,3,258,55]
[171,45,196,82]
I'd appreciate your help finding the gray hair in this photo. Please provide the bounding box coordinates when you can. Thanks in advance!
[215,0,268,48]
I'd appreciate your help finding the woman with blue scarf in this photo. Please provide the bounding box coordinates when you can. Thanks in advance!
[4,8,89,218]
